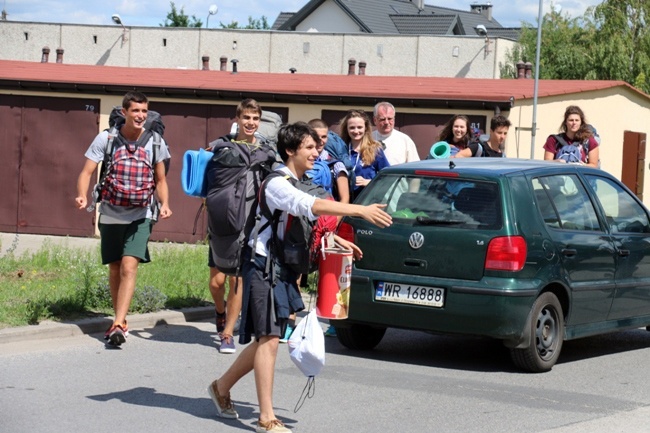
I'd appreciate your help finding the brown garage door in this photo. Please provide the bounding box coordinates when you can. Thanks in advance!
[0,94,100,237]
[322,110,487,160]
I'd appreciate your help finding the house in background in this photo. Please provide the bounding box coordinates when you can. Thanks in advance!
[273,0,521,40]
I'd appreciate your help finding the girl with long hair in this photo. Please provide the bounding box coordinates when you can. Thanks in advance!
[543,105,599,168]
[340,110,390,199]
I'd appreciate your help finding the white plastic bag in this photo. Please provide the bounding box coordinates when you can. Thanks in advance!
[288,309,325,377]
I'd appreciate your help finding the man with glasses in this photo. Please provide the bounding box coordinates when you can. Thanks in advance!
[371,101,420,166]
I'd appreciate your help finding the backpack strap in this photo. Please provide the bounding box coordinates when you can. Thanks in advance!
[474,141,484,157]
[553,134,570,149]
[100,126,119,179]
[581,139,590,163]
[152,131,161,167]
[89,126,119,210]
[249,172,286,278]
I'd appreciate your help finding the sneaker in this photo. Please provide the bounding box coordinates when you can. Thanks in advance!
[207,380,238,419]
[324,326,337,337]
[219,334,236,354]
[106,323,126,346]
[256,419,291,432]
[279,324,294,344]
[104,321,129,340]
[216,310,226,335]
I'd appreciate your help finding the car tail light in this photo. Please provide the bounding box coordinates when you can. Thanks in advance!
[485,236,527,271]
[337,222,355,243]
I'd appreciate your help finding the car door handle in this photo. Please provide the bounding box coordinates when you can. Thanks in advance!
[404,259,427,269]
[561,248,577,257]
[618,249,630,257]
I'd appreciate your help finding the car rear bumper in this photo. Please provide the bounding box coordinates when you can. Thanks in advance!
[336,271,540,341]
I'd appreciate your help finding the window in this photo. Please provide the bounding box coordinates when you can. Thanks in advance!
[586,175,650,233]
[360,174,501,229]
[533,175,600,231]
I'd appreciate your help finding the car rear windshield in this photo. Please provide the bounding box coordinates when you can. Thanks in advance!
[358,174,502,229]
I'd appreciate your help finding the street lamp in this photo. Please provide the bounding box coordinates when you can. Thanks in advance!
[474,25,491,55]
[206,4,218,28]
[111,14,128,42]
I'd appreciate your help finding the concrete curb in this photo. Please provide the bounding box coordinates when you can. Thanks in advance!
[0,306,217,345]
[0,292,318,345]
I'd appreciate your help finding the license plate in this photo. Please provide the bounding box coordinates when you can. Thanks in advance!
[375,282,445,307]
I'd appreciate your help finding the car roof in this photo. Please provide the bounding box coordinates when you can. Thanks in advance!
[384,158,605,178]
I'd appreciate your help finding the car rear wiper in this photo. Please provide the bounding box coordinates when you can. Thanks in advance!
[415,216,465,225]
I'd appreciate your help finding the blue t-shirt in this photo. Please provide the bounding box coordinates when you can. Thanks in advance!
[350,146,390,197]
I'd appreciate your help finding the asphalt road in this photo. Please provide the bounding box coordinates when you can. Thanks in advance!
[2,313,650,433]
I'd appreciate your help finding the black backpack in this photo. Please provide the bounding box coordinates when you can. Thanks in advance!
[474,139,504,158]
[256,172,338,275]
[205,135,277,275]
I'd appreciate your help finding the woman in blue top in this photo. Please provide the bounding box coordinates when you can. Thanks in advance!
[340,110,390,199]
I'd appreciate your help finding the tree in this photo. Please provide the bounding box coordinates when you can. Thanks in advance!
[219,16,270,30]
[499,1,650,93]
[500,8,595,80]
[161,1,202,28]
[589,1,650,93]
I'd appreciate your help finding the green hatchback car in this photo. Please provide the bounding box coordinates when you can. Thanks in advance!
[334,158,650,372]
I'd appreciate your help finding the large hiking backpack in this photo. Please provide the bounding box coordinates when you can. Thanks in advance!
[323,131,351,170]
[305,159,339,199]
[258,172,338,275]
[323,131,354,199]
[554,134,587,164]
[205,135,277,275]
[106,105,169,174]
[256,110,283,147]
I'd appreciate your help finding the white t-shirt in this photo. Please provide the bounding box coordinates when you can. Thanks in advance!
[249,166,317,257]
[372,129,420,166]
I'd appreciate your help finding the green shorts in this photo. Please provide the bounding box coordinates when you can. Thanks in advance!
[98,218,153,265]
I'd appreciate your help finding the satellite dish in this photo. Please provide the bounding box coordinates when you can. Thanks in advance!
[208,4,218,15]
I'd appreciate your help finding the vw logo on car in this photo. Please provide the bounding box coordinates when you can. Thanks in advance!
[409,232,424,249]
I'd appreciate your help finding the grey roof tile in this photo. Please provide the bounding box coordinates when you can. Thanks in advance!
[277,0,510,35]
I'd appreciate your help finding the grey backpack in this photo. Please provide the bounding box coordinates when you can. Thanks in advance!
[256,110,283,148]
[205,136,277,275]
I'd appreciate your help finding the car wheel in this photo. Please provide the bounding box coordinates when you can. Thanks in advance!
[334,324,386,350]
[510,292,564,373]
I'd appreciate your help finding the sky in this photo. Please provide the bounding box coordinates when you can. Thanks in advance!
[3,0,603,29]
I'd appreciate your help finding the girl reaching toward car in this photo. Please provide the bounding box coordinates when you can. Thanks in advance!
[543,105,600,168]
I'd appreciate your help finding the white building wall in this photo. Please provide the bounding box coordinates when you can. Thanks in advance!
[0,21,514,78]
